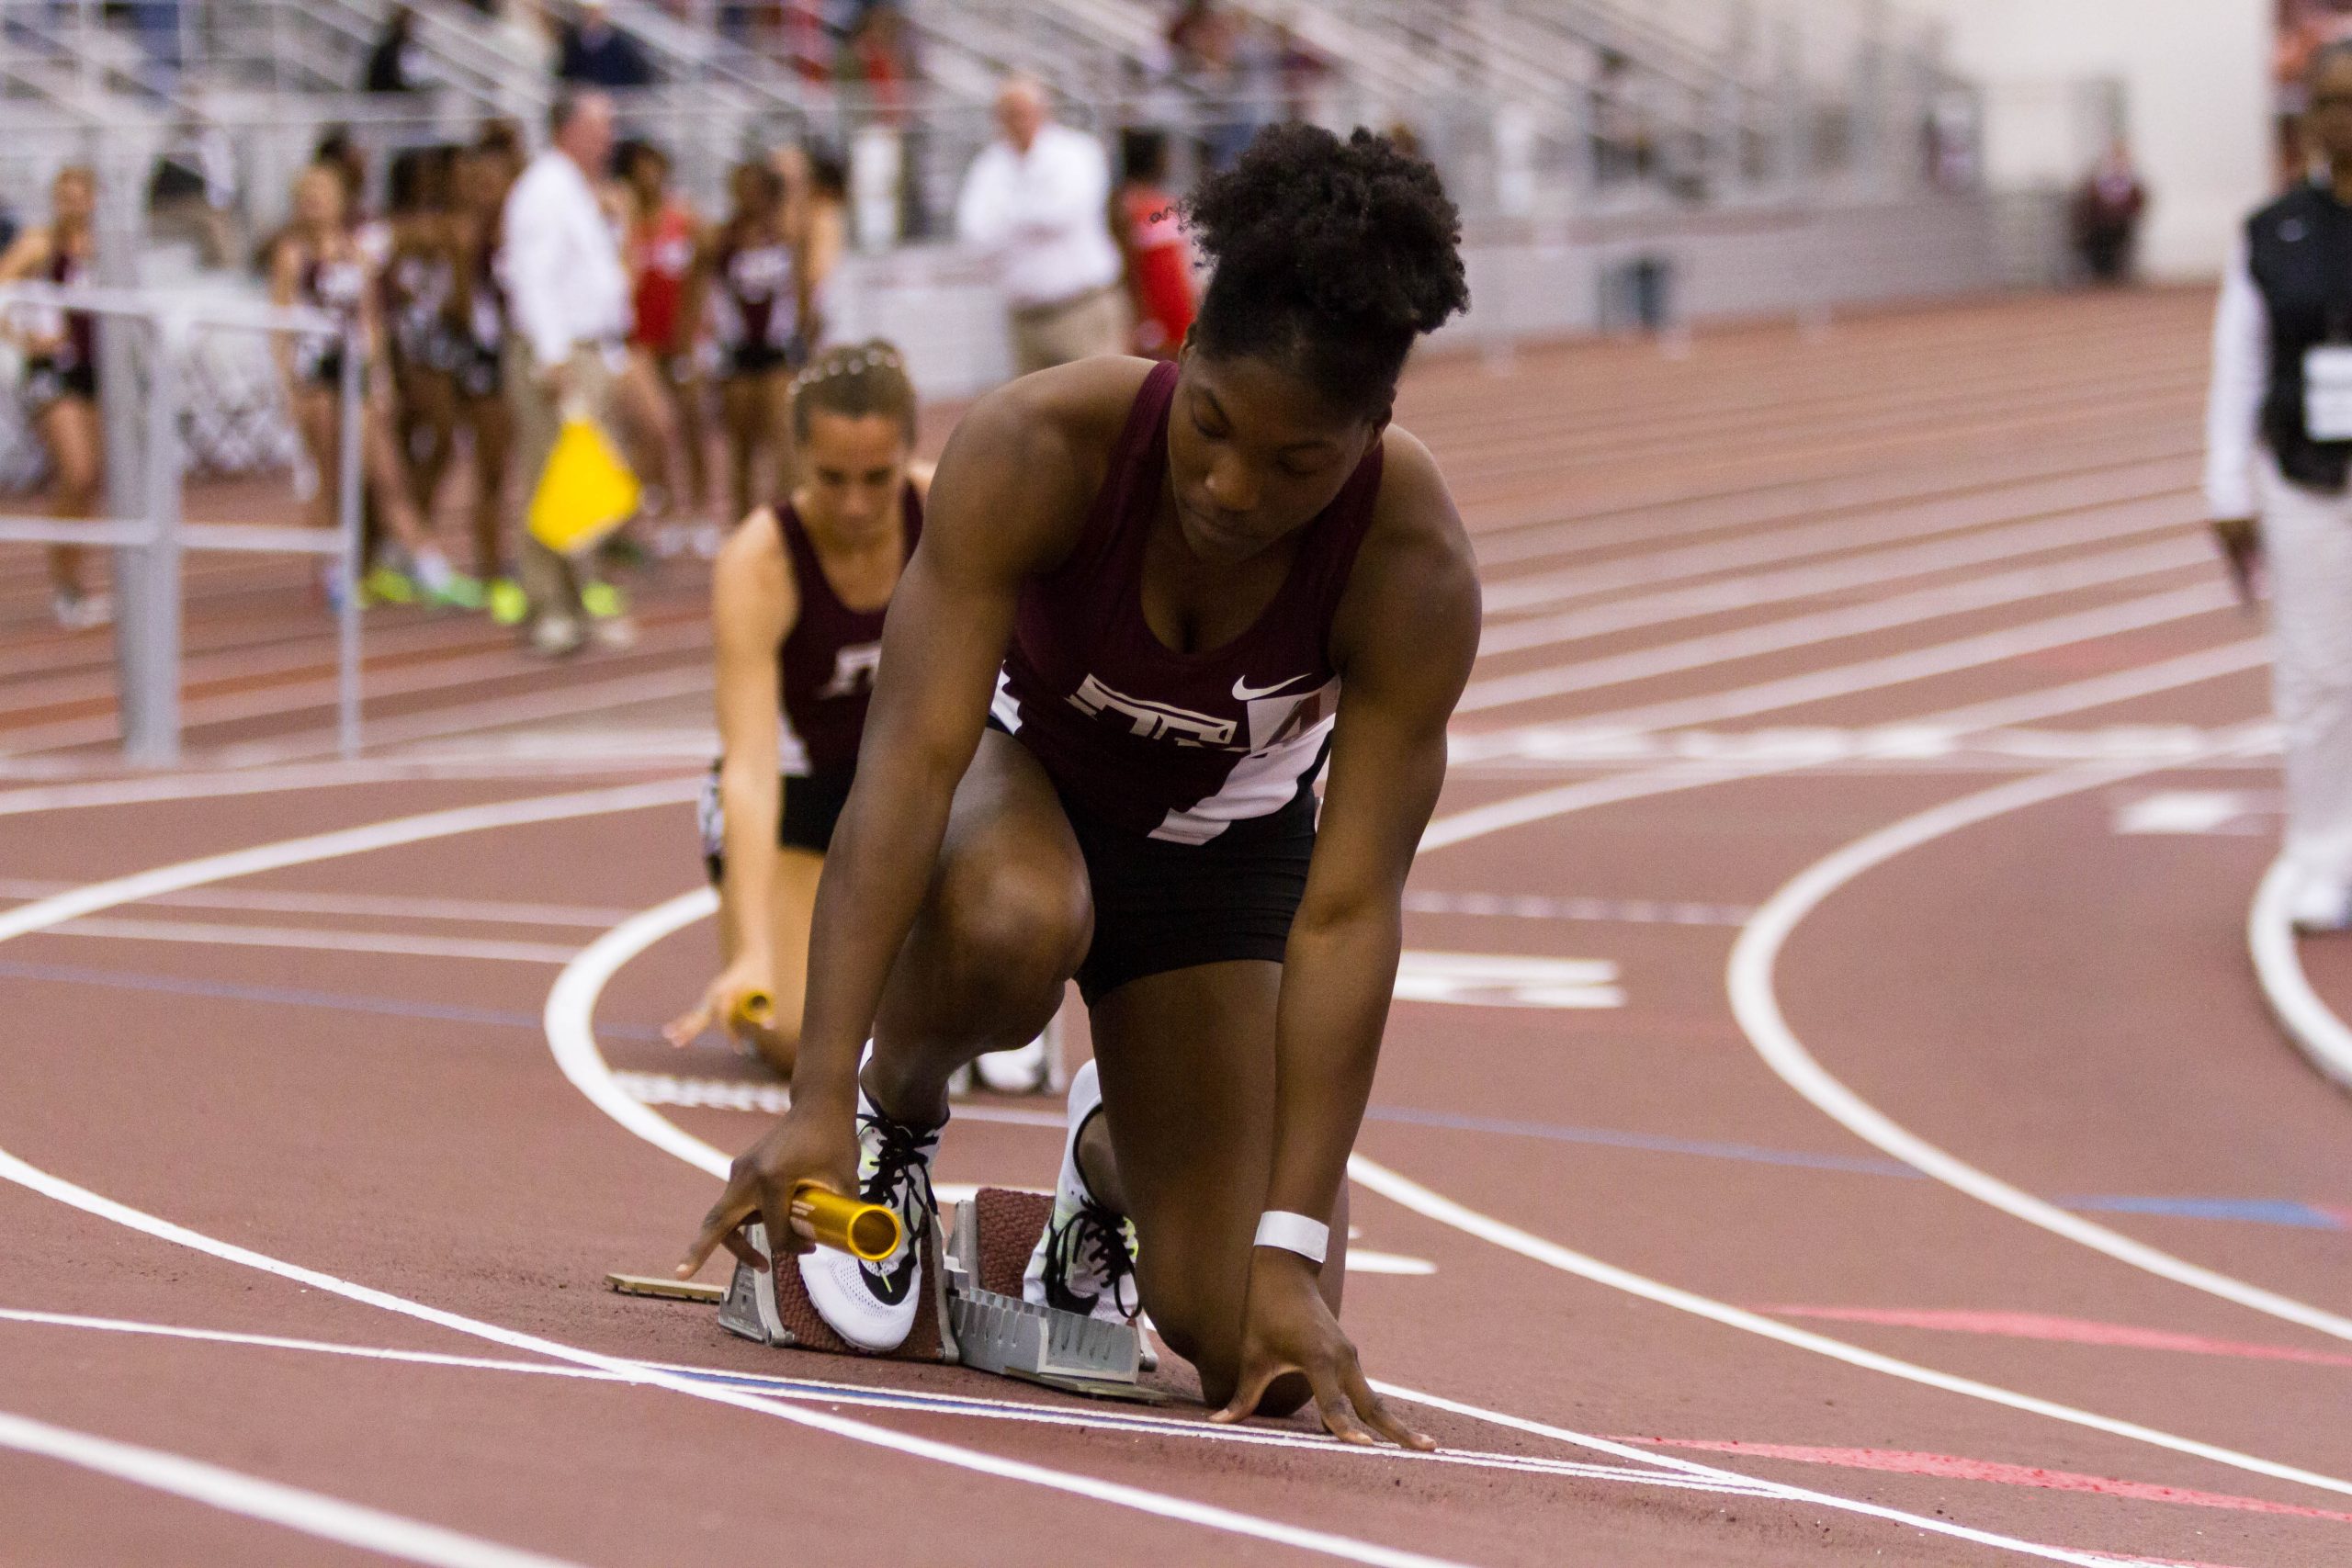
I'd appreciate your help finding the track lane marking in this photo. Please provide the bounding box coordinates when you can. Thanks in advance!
[0,792,1472,1568]
[0,1308,1776,1499]
[0,1408,581,1568]
[549,897,2188,1566]
[2247,854,2352,1092]
[1725,744,2352,1358]
[34,916,582,965]
[1761,1306,2352,1367]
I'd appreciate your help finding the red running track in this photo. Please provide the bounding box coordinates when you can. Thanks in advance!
[3,288,2350,1566]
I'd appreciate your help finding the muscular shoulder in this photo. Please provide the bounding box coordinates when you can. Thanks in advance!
[1333,425,1480,680]
[929,355,1156,570]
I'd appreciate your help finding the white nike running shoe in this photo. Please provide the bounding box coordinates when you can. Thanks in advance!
[2290,874,2352,935]
[1021,1059,1140,1324]
[798,1079,943,1352]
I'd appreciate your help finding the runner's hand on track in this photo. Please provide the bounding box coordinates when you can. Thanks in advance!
[662,956,775,1050]
[2211,516,2262,609]
[1210,1250,1435,1450]
[675,1108,860,1279]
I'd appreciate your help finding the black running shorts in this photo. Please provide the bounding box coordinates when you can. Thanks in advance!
[698,761,855,883]
[1051,764,1317,1007]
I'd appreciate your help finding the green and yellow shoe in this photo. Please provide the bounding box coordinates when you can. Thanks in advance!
[487,578,529,626]
[361,564,418,606]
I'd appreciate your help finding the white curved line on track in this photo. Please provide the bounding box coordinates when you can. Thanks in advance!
[0,1307,1792,1502]
[0,1408,581,1568]
[0,788,1468,1568]
[2248,854,2352,1092]
[0,760,673,818]
[548,889,2177,1566]
[1726,745,2352,1357]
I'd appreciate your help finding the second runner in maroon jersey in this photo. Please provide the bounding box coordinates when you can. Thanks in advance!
[673,342,927,1076]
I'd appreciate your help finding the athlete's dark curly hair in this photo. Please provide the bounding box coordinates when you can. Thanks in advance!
[1182,123,1469,419]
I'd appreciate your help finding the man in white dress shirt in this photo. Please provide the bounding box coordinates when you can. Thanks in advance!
[956,76,1132,377]
[503,88,636,657]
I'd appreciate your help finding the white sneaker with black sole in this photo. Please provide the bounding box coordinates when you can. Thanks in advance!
[798,1079,943,1352]
[1022,1059,1141,1325]
[2290,873,2352,935]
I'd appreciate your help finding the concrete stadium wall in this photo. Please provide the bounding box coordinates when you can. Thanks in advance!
[1881,0,2274,278]
[830,193,2044,402]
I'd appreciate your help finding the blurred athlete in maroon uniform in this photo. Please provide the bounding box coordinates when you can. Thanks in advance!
[0,166,106,628]
[692,159,816,528]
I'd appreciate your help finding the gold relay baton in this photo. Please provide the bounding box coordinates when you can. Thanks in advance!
[786,1181,901,1263]
[732,989,775,1030]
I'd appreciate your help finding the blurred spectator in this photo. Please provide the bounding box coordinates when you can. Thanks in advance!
[364,5,424,93]
[1114,129,1194,358]
[777,142,848,340]
[557,0,655,89]
[1167,0,1232,80]
[619,139,708,531]
[147,112,239,269]
[312,127,369,215]
[2071,140,2147,285]
[503,89,639,656]
[956,76,1129,375]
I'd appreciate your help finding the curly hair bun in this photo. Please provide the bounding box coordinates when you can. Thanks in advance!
[1182,124,1468,412]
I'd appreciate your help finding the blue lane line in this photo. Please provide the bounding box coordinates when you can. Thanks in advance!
[5,956,2344,1233]
[2056,1194,2352,1230]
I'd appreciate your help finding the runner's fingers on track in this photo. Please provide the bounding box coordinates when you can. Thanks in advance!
[662,992,717,1049]
[1342,1360,1435,1451]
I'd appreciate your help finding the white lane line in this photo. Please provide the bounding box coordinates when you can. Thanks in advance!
[0,879,641,930]
[2248,856,2352,1094]
[1430,641,2268,851]
[0,760,673,818]
[1480,501,2191,636]
[1402,892,1756,926]
[1369,1383,2199,1568]
[555,906,2203,1564]
[0,1308,1733,1495]
[212,666,718,771]
[1458,724,2258,773]
[0,1408,580,1568]
[1460,579,2233,720]
[1727,741,2352,1355]
[0,803,1467,1568]
[38,917,582,965]
[1344,1151,2352,1501]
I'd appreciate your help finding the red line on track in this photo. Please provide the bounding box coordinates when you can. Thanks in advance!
[1621,1437,2352,1525]
[1759,1305,2352,1368]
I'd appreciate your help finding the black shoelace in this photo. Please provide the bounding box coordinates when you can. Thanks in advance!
[1047,1199,1140,1321]
[859,1110,939,1237]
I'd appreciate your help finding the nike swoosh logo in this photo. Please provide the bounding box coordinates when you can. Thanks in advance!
[1232,673,1311,703]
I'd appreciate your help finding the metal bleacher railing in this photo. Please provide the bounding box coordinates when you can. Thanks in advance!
[0,279,365,765]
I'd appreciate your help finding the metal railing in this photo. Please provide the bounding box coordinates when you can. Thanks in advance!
[0,281,364,765]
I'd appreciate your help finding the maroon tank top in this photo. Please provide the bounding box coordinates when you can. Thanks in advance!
[777,483,922,773]
[712,230,797,355]
[993,360,1384,845]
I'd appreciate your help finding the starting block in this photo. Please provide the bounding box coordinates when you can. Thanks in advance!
[711,1187,1161,1402]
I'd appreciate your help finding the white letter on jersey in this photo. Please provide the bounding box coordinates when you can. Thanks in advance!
[819,642,883,700]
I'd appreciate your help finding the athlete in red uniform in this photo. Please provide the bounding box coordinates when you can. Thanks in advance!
[664,343,927,1076]
[616,139,705,530]
[682,126,1476,1446]
[0,166,106,628]
[1114,129,1196,358]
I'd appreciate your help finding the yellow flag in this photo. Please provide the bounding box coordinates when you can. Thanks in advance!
[527,416,641,555]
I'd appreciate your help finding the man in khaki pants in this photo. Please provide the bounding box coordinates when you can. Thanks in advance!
[956,76,1132,377]
[503,89,638,656]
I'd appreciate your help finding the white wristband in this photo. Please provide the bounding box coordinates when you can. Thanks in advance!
[1252,1210,1330,1265]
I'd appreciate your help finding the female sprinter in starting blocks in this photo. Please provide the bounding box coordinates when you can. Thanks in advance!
[681,124,1478,1449]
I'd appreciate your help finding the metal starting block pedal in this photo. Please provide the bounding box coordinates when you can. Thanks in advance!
[941,1188,1166,1404]
[717,1217,954,1362]
[713,1190,1163,1403]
